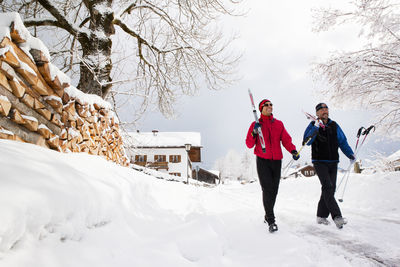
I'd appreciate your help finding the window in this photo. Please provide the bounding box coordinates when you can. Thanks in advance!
[135,155,147,162]
[154,155,166,162]
[169,155,181,163]
[169,172,181,177]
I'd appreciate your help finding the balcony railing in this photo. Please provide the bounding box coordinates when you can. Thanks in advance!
[134,161,169,170]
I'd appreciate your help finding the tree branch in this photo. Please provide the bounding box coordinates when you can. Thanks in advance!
[118,1,139,17]
[113,18,192,54]
[24,18,62,28]
[36,0,85,38]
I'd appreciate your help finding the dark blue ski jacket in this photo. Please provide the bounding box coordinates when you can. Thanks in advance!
[303,119,354,163]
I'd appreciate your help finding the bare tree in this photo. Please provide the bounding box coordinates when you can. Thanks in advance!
[1,0,242,118]
[312,0,400,137]
[213,149,256,182]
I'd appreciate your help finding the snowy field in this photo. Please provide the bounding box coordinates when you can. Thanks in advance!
[0,140,399,267]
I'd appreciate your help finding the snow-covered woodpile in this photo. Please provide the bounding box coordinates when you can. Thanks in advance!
[0,13,128,166]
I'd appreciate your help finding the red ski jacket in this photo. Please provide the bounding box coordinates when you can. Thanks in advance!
[246,114,296,160]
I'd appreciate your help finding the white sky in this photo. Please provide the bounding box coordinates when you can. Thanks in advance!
[128,0,400,169]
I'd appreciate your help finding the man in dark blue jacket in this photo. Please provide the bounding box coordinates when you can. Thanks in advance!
[303,103,355,229]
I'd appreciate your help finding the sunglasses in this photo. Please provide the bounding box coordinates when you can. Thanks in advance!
[263,103,273,107]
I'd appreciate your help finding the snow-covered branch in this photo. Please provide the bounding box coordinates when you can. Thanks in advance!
[313,0,400,138]
[36,0,87,40]
[24,18,61,28]
[2,0,242,120]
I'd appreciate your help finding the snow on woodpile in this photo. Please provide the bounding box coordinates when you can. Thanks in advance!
[0,12,128,166]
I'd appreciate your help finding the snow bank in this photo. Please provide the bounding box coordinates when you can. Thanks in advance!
[0,140,399,267]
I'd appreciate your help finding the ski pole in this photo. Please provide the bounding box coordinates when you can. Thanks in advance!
[354,127,366,151]
[282,135,313,178]
[337,125,375,202]
[359,125,375,147]
[337,126,365,192]
[248,89,266,153]
[282,112,321,178]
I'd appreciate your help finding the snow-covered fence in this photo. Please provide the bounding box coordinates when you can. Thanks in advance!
[0,13,128,166]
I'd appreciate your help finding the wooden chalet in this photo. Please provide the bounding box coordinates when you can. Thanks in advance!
[192,167,220,184]
[123,130,202,179]
[287,164,316,178]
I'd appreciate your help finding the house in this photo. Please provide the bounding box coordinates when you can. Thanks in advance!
[123,130,202,179]
[287,164,316,178]
[192,167,220,184]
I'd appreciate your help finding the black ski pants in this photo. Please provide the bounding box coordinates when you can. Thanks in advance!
[313,162,342,219]
[256,157,282,225]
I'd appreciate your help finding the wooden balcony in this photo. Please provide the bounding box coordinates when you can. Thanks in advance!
[134,161,146,167]
[134,161,169,170]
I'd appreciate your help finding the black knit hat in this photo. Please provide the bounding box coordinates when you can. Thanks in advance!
[315,103,328,112]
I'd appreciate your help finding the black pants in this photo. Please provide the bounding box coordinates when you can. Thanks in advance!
[256,157,282,225]
[313,162,342,219]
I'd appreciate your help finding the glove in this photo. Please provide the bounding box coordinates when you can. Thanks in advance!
[291,150,300,160]
[316,119,325,128]
[303,136,313,146]
[349,154,356,164]
[252,122,261,136]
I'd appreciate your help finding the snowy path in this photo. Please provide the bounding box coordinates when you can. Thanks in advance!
[199,180,400,267]
[0,140,399,267]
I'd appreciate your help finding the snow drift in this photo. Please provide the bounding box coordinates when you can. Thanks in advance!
[0,140,399,267]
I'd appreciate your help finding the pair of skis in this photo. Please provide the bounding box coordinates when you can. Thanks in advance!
[248,89,266,153]
[248,90,313,177]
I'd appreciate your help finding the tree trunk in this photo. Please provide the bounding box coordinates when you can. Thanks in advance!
[77,0,114,99]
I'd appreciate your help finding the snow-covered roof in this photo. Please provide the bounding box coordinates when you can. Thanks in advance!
[387,149,400,162]
[207,170,220,176]
[124,131,201,148]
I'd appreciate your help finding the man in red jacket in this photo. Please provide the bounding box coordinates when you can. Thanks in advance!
[246,99,299,233]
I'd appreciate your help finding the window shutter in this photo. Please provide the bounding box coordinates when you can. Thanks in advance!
[135,155,139,161]
[144,155,147,162]
[178,155,181,162]
[169,155,173,162]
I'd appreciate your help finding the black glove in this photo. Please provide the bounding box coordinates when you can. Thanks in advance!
[291,150,300,160]
[252,122,261,136]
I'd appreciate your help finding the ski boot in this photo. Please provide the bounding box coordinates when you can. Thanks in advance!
[316,217,330,225]
[333,216,347,229]
[268,223,278,233]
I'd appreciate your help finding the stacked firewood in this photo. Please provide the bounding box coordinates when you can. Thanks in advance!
[0,19,128,166]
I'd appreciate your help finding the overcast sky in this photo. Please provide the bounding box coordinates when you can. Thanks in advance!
[128,0,400,170]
